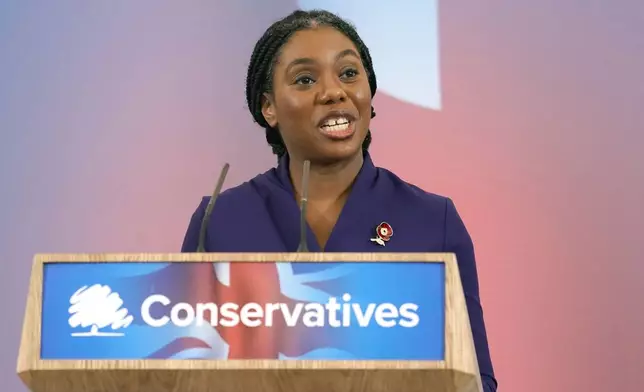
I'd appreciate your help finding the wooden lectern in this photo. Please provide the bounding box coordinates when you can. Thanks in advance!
[17,252,482,392]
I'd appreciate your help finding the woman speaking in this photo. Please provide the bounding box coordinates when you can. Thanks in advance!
[181,9,497,391]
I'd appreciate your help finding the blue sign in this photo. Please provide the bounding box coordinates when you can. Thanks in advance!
[40,261,445,360]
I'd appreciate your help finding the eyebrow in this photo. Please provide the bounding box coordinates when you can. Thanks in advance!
[284,49,361,74]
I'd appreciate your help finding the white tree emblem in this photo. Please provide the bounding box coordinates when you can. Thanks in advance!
[68,284,134,337]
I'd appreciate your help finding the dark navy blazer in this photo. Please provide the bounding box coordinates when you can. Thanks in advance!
[181,152,497,391]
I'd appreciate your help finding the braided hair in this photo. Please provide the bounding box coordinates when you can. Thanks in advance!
[245,9,378,158]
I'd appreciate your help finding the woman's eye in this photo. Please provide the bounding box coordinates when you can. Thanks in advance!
[342,69,358,78]
[295,76,315,85]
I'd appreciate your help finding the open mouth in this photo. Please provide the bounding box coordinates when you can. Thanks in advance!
[318,116,355,139]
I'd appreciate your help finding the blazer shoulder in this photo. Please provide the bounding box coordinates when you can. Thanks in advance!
[181,170,275,252]
[377,166,452,212]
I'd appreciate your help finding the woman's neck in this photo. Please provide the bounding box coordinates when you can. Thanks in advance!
[289,152,364,202]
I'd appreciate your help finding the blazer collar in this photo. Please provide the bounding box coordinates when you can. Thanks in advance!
[275,151,379,196]
[268,151,380,252]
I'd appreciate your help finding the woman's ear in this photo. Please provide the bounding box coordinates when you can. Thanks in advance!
[261,93,278,128]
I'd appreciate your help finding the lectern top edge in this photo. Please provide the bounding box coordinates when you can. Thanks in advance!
[27,359,449,371]
[32,252,457,264]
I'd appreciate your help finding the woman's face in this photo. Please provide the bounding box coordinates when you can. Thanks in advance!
[261,27,372,164]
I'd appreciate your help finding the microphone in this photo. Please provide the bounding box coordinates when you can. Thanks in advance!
[197,163,230,252]
[296,160,311,252]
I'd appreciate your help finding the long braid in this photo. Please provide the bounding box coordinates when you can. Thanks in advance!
[245,9,378,159]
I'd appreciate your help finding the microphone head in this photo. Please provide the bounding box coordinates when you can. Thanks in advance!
[296,160,311,252]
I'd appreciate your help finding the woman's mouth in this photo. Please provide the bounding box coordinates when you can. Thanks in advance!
[318,116,355,140]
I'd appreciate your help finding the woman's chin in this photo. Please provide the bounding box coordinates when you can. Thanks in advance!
[314,144,364,165]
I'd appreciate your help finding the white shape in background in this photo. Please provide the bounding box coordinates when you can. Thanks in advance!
[68,284,134,337]
[298,0,441,110]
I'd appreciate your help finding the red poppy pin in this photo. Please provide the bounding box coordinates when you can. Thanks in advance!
[370,222,393,246]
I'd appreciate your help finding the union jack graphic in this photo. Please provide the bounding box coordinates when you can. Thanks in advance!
[132,261,356,360]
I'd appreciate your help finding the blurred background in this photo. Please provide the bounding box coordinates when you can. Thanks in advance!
[2,1,644,391]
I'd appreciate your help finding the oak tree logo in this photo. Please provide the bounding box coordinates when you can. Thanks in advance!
[68,284,133,337]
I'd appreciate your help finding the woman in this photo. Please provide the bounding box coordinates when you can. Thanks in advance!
[182,9,497,391]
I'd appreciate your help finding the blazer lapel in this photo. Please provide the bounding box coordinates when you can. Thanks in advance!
[259,152,395,253]
[323,152,390,252]
[258,154,321,253]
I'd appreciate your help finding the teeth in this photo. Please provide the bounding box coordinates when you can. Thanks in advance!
[322,122,350,132]
[322,117,349,127]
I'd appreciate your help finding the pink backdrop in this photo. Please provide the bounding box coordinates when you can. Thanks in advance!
[1,1,643,391]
